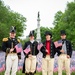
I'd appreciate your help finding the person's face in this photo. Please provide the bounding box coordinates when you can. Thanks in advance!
[61,34,66,39]
[46,35,51,41]
[9,32,16,38]
[29,36,34,40]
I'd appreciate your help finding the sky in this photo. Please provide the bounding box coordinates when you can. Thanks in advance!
[2,0,73,39]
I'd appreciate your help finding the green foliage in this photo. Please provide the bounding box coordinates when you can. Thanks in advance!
[25,1,75,50]
[34,27,52,42]
[40,26,52,42]
[21,37,29,47]
[36,1,75,50]
[0,0,26,49]
[52,1,75,50]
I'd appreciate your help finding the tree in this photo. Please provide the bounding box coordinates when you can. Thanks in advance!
[40,27,52,42]
[52,1,75,50]
[52,11,63,41]
[0,0,26,49]
[33,27,52,42]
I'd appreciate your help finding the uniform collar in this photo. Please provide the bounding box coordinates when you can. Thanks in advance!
[30,40,35,43]
[62,39,66,41]
[46,40,51,42]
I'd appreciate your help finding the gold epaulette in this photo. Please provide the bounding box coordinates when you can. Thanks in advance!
[2,38,8,42]
[17,39,20,43]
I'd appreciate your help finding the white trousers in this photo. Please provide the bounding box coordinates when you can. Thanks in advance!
[42,55,54,75]
[25,56,36,73]
[58,54,70,75]
[5,53,18,75]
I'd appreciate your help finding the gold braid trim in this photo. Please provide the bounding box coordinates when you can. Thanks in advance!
[2,38,8,42]
[17,39,20,43]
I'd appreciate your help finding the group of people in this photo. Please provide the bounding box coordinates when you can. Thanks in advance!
[2,26,72,75]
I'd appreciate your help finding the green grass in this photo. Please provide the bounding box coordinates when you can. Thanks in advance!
[0,70,75,75]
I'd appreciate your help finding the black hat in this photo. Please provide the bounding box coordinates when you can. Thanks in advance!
[45,31,52,37]
[60,30,66,35]
[29,30,35,37]
[10,26,16,33]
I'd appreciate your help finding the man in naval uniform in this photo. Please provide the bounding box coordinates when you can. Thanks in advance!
[23,30,39,75]
[2,26,21,75]
[56,30,72,75]
[40,31,56,75]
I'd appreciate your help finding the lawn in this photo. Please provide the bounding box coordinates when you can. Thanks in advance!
[0,71,75,75]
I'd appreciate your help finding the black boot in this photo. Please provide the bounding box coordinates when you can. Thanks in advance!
[32,73,34,75]
[29,72,34,75]
[25,73,29,75]
[29,72,32,75]
[29,72,31,75]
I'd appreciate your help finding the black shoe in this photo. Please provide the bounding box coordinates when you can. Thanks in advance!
[25,73,29,75]
[29,72,34,75]
[32,73,34,75]
[29,72,31,75]
[29,72,32,75]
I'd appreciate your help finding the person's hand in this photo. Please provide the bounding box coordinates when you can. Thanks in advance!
[60,50,64,53]
[18,55,21,59]
[10,48,14,52]
[46,49,48,53]
[67,55,70,58]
